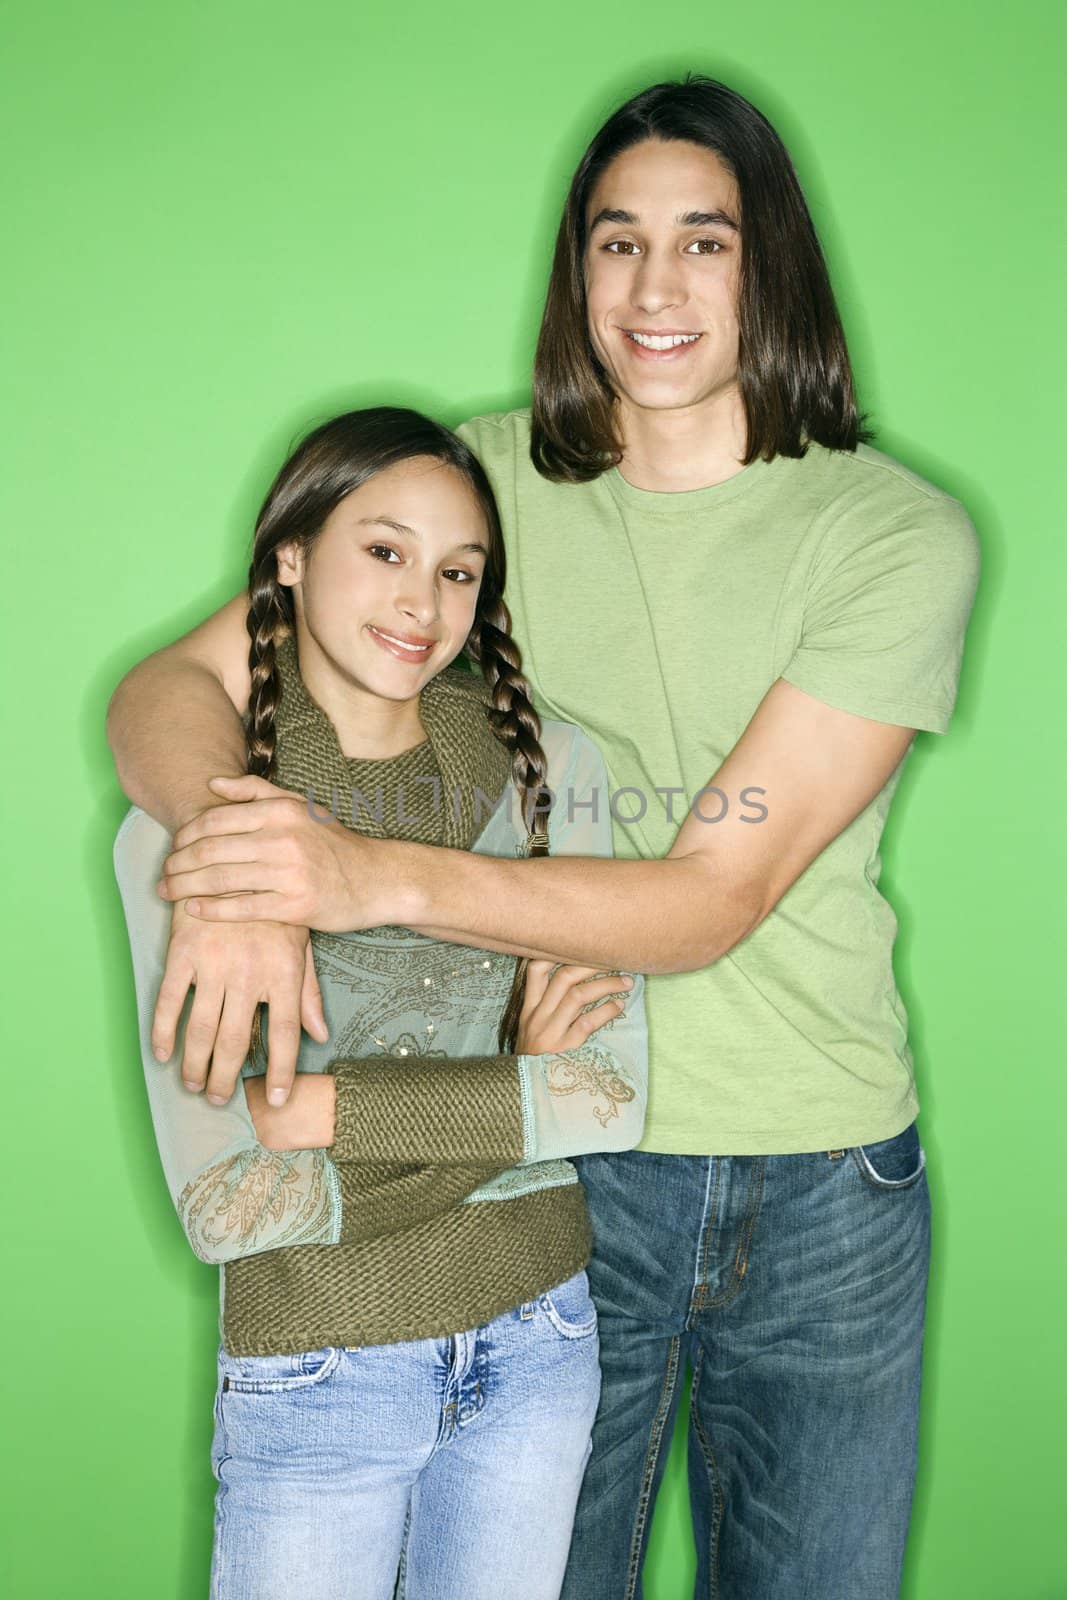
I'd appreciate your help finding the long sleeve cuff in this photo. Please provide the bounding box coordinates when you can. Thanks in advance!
[328,1056,527,1166]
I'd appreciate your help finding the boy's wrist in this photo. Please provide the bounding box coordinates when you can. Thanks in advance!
[372,838,437,929]
[332,836,479,935]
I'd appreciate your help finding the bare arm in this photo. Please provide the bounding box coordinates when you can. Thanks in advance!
[156,679,916,974]
[106,593,252,830]
[398,680,915,971]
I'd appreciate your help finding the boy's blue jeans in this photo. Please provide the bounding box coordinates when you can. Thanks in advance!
[209,1270,600,1599]
[563,1125,930,1600]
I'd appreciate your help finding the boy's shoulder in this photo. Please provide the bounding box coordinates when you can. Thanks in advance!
[454,408,532,470]
[457,406,531,437]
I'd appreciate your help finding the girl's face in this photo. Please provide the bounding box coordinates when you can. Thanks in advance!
[276,456,489,714]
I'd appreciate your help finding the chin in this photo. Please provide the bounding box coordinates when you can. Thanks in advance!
[372,679,428,705]
[619,379,712,413]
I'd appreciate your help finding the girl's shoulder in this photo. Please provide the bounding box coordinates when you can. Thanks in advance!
[536,717,607,793]
[469,714,611,859]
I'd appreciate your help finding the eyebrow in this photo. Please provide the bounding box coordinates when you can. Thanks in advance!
[358,515,488,556]
[589,207,740,232]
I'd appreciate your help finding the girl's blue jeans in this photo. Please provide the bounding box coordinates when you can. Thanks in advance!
[209,1269,600,1599]
[562,1124,931,1600]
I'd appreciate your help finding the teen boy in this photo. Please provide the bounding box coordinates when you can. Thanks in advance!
[109,77,979,1599]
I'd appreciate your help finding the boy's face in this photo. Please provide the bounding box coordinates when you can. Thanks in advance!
[583,138,742,426]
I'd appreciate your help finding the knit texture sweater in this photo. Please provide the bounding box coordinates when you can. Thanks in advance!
[113,634,649,1357]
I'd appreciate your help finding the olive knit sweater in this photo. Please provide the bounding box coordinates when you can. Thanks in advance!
[113,637,648,1355]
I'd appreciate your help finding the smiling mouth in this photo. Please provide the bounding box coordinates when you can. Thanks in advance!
[367,626,436,661]
[624,331,702,350]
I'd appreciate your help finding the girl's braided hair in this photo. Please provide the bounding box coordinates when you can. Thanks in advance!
[244,407,550,1057]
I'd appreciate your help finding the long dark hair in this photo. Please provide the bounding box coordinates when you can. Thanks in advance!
[532,74,869,482]
[245,406,548,1053]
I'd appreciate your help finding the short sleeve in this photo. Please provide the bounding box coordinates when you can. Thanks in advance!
[780,493,980,733]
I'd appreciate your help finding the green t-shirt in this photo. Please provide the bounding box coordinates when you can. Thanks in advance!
[457,409,980,1156]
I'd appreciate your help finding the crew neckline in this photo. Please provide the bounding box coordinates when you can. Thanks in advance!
[604,451,778,515]
[343,734,433,772]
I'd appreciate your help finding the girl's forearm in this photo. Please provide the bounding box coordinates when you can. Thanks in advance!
[244,1071,336,1150]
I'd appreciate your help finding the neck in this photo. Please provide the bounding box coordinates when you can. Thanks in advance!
[616,383,748,492]
[289,625,427,761]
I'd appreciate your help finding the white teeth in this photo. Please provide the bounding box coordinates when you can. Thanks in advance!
[627,332,700,349]
[375,629,430,652]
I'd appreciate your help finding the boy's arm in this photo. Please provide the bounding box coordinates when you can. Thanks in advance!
[158,492,980,973]
[105,593,252,830]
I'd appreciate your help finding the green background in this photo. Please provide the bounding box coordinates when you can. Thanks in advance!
[3,1,1064,1595]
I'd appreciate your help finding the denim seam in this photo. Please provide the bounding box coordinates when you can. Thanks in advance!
[702,1157,766,1310]
[689,1348,724,1600]
[689,1157,721,1319]
[218,1345,343,1394]
[850,1143,927,1192]
[540,1290,599,1340]
[624,1333,683,1600]
[394,1500,412,1600]
[434,1338,463,1453]
[210,1383,232,1600]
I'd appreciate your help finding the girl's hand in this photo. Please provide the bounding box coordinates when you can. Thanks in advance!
[154,896,327,1107]
[515,961,635,1055]
[244,1071,336,1150]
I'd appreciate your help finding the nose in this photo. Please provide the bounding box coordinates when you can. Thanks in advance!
[395,568,440,629]
[630,244,684,317]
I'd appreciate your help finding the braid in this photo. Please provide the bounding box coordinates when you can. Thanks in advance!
[243,560,293,1065]
[468,598,552,1053]
[245,566,291,779]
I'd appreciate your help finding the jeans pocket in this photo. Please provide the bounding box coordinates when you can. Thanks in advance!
[540,1270,599,1339]
[851,1122,926,1192]
[217,1343,342,1394]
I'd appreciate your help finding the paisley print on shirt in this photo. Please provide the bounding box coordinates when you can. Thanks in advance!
[179,1147,337,1261]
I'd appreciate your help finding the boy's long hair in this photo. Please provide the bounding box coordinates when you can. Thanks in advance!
[245,407,549,1053]
[532,74,869,482]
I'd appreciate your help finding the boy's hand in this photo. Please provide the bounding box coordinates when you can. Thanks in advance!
[155,775,395,931]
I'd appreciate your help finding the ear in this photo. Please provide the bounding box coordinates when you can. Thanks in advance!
[275,540,305,588]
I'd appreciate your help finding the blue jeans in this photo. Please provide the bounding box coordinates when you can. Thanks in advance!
[562,1125,930,1600]
[210,1270,601,1599]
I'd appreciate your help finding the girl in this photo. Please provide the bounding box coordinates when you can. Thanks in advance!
[113,406,647,1600]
